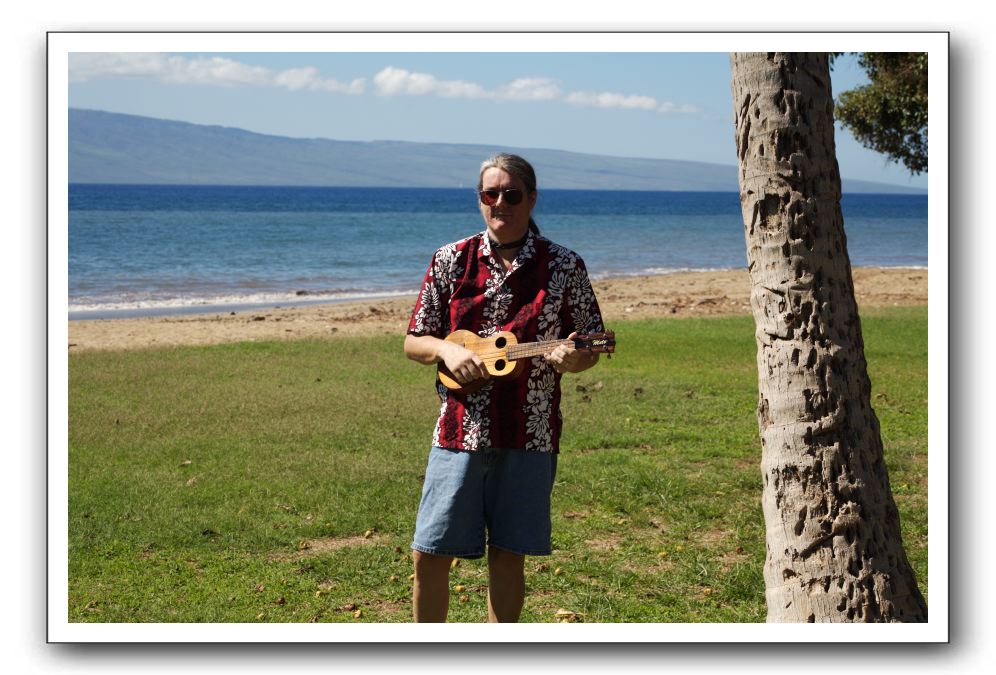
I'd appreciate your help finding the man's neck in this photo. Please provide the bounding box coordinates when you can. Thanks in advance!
[489,231,529,251]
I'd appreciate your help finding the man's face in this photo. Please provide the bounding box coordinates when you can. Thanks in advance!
[479,167,537,244]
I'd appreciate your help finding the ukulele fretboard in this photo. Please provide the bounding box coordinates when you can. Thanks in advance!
[506,339,573,361]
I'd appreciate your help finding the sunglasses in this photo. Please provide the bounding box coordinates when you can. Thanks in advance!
[478,188,525,206]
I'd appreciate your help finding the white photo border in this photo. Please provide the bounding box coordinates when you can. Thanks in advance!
[49,31,948,644]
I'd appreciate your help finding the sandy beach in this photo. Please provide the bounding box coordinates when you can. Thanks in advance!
[67,267,927,352]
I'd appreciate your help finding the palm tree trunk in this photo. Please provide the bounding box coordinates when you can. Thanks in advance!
[729,52,927,622]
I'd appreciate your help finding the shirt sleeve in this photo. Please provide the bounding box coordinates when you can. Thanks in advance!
[564,256,605,336]
[407,247,454,338]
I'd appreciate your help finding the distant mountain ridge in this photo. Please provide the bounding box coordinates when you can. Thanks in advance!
[68,108,926,194]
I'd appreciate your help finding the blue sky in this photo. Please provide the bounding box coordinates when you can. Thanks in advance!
[68,51,926,189]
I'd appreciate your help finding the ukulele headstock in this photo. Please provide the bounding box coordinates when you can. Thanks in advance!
[574,331,615,353]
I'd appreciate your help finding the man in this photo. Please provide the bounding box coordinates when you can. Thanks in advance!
[404,153,604,622]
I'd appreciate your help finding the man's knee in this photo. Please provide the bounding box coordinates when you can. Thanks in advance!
[488,546,524,570]
[413,549,454,574]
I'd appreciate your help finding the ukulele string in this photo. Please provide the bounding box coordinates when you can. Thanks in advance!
[473,339,572,362]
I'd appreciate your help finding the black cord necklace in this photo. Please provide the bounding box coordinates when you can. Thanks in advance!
[488,233,529,250]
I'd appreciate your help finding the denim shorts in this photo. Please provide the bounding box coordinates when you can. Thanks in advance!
[411,446,558,559]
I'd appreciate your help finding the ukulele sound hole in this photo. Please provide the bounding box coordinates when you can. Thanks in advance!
[495,336,507,348]
[494,359,506,372]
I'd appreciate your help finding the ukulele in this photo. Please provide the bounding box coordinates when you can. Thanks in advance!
[437,329,615,394]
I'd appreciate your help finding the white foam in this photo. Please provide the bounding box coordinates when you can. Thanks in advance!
[68,288,419,318]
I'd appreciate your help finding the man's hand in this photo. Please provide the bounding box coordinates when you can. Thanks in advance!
[545,331,597,374]
[406,334,490,384]
[440,341,490,385]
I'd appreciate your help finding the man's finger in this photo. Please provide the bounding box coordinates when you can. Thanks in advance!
[472,356,490,379]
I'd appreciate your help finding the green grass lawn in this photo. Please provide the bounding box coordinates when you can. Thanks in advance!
[67,306,928,623]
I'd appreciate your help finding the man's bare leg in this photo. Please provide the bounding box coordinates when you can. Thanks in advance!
[412,549,453,622]
[487,546,525,622]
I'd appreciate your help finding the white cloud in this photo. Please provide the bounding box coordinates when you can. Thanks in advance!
[273,66,322,90]
[161,56,271,86]
[68,53,164,81]
[657,101,702,114]
[565,90,699,114]
[374,68,564,103]
[69,53,268,86]
[373,66,487,99]
[566,91,658,110]
[496,78,562,101]
[272,66,365,94]
[69,53,365,94]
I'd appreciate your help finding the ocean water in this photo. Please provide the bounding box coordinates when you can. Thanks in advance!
[68,185,928,319]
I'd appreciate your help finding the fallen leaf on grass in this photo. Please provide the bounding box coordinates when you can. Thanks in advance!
[276,597,286,606]
[459,595,470,603]
[554,567,563,576]
[534,563,550,572]
[554,609,582,623]
[179,460,192,467]
[338,603,357,612]
[185,477,198,487]
[563,511,586,519]
[454,584,466,592]
[353,609,363,618]
[450,559,460,569]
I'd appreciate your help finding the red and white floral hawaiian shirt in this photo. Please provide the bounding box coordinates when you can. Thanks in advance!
[407,229,604,453]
